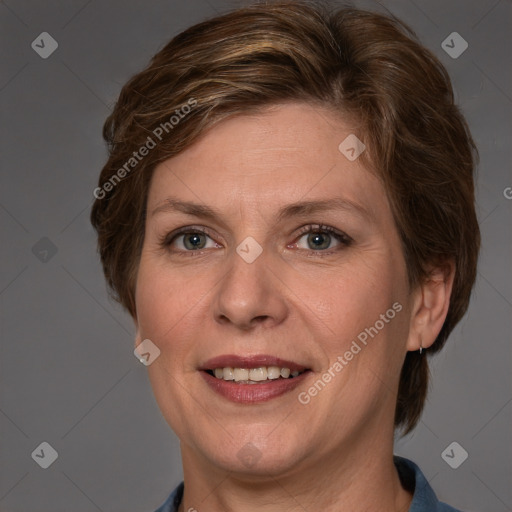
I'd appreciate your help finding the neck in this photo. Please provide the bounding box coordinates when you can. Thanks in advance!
[178,439,412,512]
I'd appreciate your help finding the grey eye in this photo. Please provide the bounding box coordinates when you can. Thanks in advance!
[296,231,338,251]
[183,232,207,250]
[170,231,218,251]
[306,232,332,250]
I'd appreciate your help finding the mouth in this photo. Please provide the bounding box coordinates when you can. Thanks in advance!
[199,354,312,403]
[205,366,306,382]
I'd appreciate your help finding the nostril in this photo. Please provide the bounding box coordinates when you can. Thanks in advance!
[253,315,270,324]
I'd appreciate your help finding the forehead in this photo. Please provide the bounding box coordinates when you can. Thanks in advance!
[147,102,387,219]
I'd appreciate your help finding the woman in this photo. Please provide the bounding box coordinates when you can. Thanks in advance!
[91,1,479,511]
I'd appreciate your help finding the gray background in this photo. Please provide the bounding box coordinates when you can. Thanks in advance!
[0,0,510,511]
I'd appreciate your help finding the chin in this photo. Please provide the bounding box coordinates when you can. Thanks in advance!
[186,425,308,477]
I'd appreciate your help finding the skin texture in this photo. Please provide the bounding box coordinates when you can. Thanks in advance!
[134,103,454,512]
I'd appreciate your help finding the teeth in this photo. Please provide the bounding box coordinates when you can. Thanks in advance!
[210,366,304,382]
[249,367,267,381]
[223,367,234,381]
[280,367,290,378]
[233,368,249,381]
[267,366,281,379]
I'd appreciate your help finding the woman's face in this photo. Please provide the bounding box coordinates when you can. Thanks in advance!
[135,102,416,476]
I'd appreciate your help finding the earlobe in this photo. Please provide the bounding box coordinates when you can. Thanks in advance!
[406,261,455,352]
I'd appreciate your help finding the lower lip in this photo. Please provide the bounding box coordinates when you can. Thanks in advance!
[200,371,310,403]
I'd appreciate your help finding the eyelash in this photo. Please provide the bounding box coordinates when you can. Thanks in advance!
[291,225,353,256]
[159,224,353,257]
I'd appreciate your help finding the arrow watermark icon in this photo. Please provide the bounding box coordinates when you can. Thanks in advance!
[441,32,468,59]
[441,441,468,469]
[338,134,366,161]
[236,236,263,263]
[31,32,58,59]
[31,442,58,469]
[134,339,161,366]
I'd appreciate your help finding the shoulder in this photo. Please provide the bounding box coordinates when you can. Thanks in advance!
[394,456,464,512]
[153,482,184,512]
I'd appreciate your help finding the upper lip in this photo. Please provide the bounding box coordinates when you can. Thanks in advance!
[199,354,308,372]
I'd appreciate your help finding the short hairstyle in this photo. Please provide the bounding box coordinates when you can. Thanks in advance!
[90,0,480,434]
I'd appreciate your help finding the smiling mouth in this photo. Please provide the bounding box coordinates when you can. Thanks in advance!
[199,355,312,402]
[205,366,307,383]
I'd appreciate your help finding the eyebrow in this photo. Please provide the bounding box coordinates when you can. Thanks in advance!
[151,197,373,222]
[276,198,373,223]
[151,199,222,220]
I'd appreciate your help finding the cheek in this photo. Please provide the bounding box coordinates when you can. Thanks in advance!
[135,263,191,368]
[134,263,203,434]
[307,267,409,420]
[136,255,205,335]
[298,258,401,337]
[299,254,410,398]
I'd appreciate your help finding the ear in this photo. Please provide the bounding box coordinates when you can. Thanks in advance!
[406,260,455,352]
[133,316,142,348]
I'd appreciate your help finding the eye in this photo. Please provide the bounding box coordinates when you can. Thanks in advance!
[163,228,220,252]
[301,232,332,250]
[293,225,352,252]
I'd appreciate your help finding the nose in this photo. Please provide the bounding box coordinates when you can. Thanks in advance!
[212,248,289,331]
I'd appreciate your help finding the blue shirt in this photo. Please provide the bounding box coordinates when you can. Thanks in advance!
[154,456,462,512]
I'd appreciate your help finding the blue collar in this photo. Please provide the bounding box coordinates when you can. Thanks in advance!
[154,456,462,512]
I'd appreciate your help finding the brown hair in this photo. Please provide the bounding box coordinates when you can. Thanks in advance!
[90,0,480,434]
